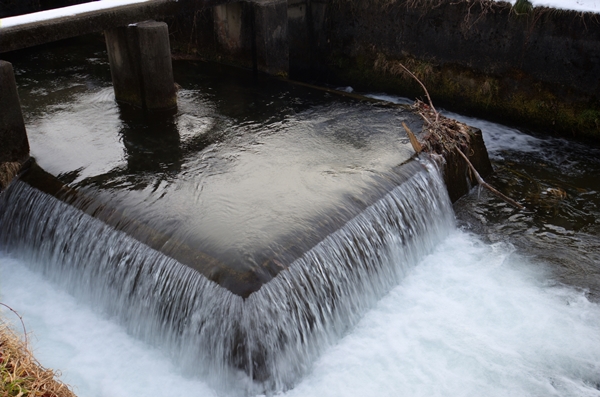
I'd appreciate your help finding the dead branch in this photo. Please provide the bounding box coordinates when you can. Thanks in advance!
[402,121,423,153]
[456,149,525,209]
[395,62,439,121]
[0,302,28,348]
[396,61,525,210]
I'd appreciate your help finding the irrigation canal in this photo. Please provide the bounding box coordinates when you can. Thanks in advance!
[0,37,599,396]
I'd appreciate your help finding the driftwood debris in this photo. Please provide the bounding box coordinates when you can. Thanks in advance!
[398,63,524,210]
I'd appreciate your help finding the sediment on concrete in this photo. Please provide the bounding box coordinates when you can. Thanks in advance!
[169,0,289,76]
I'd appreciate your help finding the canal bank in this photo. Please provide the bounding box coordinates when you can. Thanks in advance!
[169,0,600,140]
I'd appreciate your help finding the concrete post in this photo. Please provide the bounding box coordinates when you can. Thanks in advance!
[252,0,289,77]
[0,61,29,163]
[105,21,177,111]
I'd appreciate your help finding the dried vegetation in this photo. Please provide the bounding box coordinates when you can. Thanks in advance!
[0,315,76,397]
[0,162,21,191]
[396,63,525,209]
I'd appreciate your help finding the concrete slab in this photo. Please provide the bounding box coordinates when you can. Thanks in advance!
[0,0,178,53]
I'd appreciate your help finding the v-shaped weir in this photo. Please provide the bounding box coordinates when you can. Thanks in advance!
[0,157,454,393]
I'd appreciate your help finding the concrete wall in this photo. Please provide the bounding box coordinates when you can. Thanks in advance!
[170,0,288,75]
[170,0,600,140]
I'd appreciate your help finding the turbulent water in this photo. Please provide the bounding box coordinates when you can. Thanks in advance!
[0,158,454,394]
[2,140,600,396]
[2,220,600,397]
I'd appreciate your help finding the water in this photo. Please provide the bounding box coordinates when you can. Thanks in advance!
[5,38,420,296]
[1,39,600,396]
[0,157,453,394]
[3,227,600,396]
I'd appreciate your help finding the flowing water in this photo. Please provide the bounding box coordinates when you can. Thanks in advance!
[1,38,600,397]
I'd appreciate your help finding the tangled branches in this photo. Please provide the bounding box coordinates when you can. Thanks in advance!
[398,64,525,210]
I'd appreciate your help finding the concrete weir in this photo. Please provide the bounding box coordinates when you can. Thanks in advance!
[1,0,492,297]
[13,107,492,298]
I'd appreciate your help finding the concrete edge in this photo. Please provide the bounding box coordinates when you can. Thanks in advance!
[0,0,178,53]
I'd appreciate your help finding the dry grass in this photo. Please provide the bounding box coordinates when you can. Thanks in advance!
[396,62,526,209]
[411,99,473,156]
[0,322,77,397]
[0,162,21,191]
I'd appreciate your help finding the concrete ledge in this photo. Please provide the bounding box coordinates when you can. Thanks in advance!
[0,0,178,53]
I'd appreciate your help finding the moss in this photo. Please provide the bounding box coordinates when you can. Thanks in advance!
[512,0,533,15]
[324,50,600,141]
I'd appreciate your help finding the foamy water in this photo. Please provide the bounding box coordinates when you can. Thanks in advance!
[2,229,600,397]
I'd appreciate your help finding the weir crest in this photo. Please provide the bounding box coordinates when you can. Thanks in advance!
[0,156,454,394]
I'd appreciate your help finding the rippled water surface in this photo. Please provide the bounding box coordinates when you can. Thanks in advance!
[448,112,600,299]
[6,37,420,288]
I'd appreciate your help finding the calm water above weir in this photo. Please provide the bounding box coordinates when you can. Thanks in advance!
[5,37,420,297]
[1,37,600,396]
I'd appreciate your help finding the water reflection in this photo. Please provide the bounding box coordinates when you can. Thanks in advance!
[118,105,182,175]
[9,36,417,296]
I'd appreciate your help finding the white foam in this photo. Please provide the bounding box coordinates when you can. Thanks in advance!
[286,231,600,397]
[0,255,218,397]
[442,111,545,159]
[2,229,599,397]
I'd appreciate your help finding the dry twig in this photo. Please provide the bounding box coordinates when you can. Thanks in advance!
[455,149,525,209]
[397,62,524,210]
[0,303,27,348]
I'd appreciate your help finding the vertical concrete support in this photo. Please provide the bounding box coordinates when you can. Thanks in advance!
[252,0,289,76]
[105,21,176,111]
[137,21,177,110]
[214,3,246,55]
[0,61,29,163]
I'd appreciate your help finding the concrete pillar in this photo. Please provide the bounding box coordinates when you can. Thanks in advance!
[252,0,289,77]
[105,21,177,111]
[0,61,29,163]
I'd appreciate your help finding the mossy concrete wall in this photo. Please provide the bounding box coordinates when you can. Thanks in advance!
[306,0,600,140]
[169,0,288,76]
[170,0,599,139]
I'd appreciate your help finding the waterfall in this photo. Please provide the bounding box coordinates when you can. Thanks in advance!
[0,156,454,394]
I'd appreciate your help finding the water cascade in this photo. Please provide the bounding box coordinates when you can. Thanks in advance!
[0,156,453,393]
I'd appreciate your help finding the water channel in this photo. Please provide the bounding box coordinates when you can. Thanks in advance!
[1,36,600,397]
